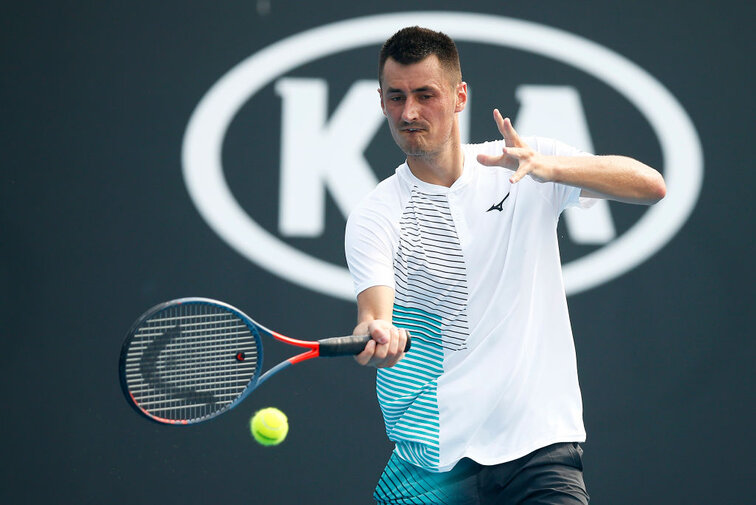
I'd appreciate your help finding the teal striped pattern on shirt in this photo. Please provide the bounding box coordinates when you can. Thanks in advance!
[377,304,444,469]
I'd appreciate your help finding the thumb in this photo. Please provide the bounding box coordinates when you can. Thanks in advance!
[477,153,504,166]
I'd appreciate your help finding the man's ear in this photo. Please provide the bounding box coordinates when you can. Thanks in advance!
[455,82,468,113]
[378,88,387,116]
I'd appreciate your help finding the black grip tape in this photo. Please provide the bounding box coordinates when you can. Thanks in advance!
[318,332,412,357]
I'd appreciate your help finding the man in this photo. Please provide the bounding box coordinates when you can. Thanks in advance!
[345,27,665,504]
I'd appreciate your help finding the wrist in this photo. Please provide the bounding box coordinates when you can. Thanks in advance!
[546,156,570,184]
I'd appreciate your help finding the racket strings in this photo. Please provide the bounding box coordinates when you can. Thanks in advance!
[123,303,259,423]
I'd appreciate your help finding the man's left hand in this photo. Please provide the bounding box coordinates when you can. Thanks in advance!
[476,109,555,184]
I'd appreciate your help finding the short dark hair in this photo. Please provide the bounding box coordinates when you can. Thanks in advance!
[378,26,462,86]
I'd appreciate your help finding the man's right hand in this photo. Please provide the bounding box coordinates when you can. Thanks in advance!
[354,319,409,368]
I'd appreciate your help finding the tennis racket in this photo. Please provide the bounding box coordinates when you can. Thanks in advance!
[119,297,410,425]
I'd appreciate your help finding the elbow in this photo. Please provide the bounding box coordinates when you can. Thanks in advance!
[647,172,667,204]
[634,168,665,205]
[618,158,667,204]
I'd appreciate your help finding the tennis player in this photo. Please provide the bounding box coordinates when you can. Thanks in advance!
[345,27,666,504]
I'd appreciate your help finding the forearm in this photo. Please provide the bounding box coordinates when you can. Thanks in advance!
[354,285,395,333]
[550,155,666,205]
[353,286,407,368]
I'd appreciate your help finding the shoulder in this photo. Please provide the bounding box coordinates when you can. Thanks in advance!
[349,173,404,219]
[346,172,406,242]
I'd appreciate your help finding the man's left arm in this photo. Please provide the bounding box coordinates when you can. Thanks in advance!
[477,109,666,205]
[544,154,666,204]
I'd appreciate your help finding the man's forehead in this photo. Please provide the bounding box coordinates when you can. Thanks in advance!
[380,55,450,90]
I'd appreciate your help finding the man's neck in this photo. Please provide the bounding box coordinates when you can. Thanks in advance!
[406,141,464,188]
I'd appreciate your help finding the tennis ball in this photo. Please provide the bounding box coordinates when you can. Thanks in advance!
[250,407,289,446]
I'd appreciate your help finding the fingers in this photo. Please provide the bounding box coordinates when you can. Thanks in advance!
[501,146,529,158]
[354,339,376,366]
[502,147,532,184]
[476,147,522,173]
[353,322,408,368]
[509,166,528,184]
[494,109,522,148]
[480,109,532,177]
[476,152,506,167]
[483,108,549,184]
[378,328,407,369]
[376,329,408,368]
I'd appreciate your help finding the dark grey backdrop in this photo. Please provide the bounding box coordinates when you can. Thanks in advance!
[2,1,754,504]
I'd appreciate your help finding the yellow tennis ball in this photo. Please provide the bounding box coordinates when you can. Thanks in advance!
[250,407,289,446]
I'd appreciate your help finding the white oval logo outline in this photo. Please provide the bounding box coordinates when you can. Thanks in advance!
[182,11,703,299]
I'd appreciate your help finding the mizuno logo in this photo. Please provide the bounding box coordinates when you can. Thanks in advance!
[487,192,510,212]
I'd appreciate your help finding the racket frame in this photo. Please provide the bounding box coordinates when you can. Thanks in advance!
[119,297,380,425]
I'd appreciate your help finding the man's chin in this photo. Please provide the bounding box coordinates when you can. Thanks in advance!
[398,141,430,157]
[402,148,429,158]
[391,131,431,157]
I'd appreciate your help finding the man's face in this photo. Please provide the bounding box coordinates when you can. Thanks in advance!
[379,55,467,158]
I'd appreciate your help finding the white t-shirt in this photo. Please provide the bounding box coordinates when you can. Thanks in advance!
[345,137,595,472]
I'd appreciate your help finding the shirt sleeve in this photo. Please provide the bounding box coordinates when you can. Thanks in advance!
[344,204,396,297]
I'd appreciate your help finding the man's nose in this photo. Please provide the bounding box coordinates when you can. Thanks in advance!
[401,97,419,123]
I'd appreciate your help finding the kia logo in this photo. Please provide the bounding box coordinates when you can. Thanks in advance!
[182,12,703,299]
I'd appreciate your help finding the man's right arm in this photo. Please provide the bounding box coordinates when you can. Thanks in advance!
[353,285,409,368]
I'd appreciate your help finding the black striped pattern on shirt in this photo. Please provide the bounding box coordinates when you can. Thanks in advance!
[394,187,470,351]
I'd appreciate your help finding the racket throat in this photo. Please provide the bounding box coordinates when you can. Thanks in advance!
[269,331,321,365]
[256,360,293,387]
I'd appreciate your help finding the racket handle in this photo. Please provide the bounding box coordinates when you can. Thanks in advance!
[318,333,412,357]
